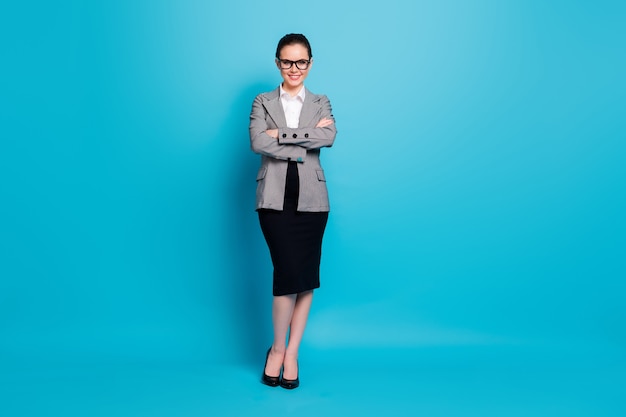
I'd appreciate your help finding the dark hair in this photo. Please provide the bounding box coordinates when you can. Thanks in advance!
[275,33,312,60]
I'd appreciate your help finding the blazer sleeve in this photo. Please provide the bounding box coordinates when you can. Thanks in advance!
[249,95,307,161]
[277,95,337,150]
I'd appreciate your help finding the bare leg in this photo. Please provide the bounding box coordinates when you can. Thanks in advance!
[283,290,313,380]
[264,294,296,377]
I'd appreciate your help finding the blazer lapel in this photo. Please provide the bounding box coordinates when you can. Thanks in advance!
[299,89,321,128]
[262,88,287,128]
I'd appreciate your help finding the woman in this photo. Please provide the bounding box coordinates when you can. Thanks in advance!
[249,33,336,389]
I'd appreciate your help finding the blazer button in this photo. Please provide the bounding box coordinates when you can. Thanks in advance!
[282,133,287,138]
[304,133,309,138]
[292,133,297,138]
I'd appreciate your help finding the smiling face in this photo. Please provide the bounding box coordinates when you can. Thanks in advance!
[276,43,312,96]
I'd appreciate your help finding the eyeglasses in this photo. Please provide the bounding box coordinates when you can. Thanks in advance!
[278,59,310,70]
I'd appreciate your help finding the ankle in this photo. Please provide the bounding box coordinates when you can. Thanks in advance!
[271,346,286,356]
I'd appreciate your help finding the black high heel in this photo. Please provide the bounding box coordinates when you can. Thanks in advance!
[261,348,280,387]
[280,360,299,389]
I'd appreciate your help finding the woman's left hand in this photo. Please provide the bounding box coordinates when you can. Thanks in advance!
[316,118,334,128]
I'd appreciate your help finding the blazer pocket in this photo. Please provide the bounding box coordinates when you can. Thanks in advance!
[256,167,267,181]
[316,170,326,181]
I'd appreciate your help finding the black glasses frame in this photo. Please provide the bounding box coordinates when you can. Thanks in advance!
[277,59,310,70]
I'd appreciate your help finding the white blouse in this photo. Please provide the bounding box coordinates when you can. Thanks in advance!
[279,84,305,129]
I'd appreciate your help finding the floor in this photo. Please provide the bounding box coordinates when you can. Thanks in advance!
[2,345,623,417]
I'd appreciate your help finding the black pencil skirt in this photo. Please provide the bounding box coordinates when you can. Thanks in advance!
[258,161,329,296]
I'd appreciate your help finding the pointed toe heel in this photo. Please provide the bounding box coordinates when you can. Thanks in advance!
[280,360,299,389]
[261,348,280,387]
[280,376,299,389]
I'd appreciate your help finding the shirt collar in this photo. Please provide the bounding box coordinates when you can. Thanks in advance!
[279,84,306,102]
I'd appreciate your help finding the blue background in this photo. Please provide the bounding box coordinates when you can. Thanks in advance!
[1,1,624,416]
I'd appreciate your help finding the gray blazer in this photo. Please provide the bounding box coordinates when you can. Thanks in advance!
[250,87,336,212]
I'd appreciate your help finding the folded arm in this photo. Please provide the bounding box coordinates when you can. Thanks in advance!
[277,96,336,149]
[249,95,306,161]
